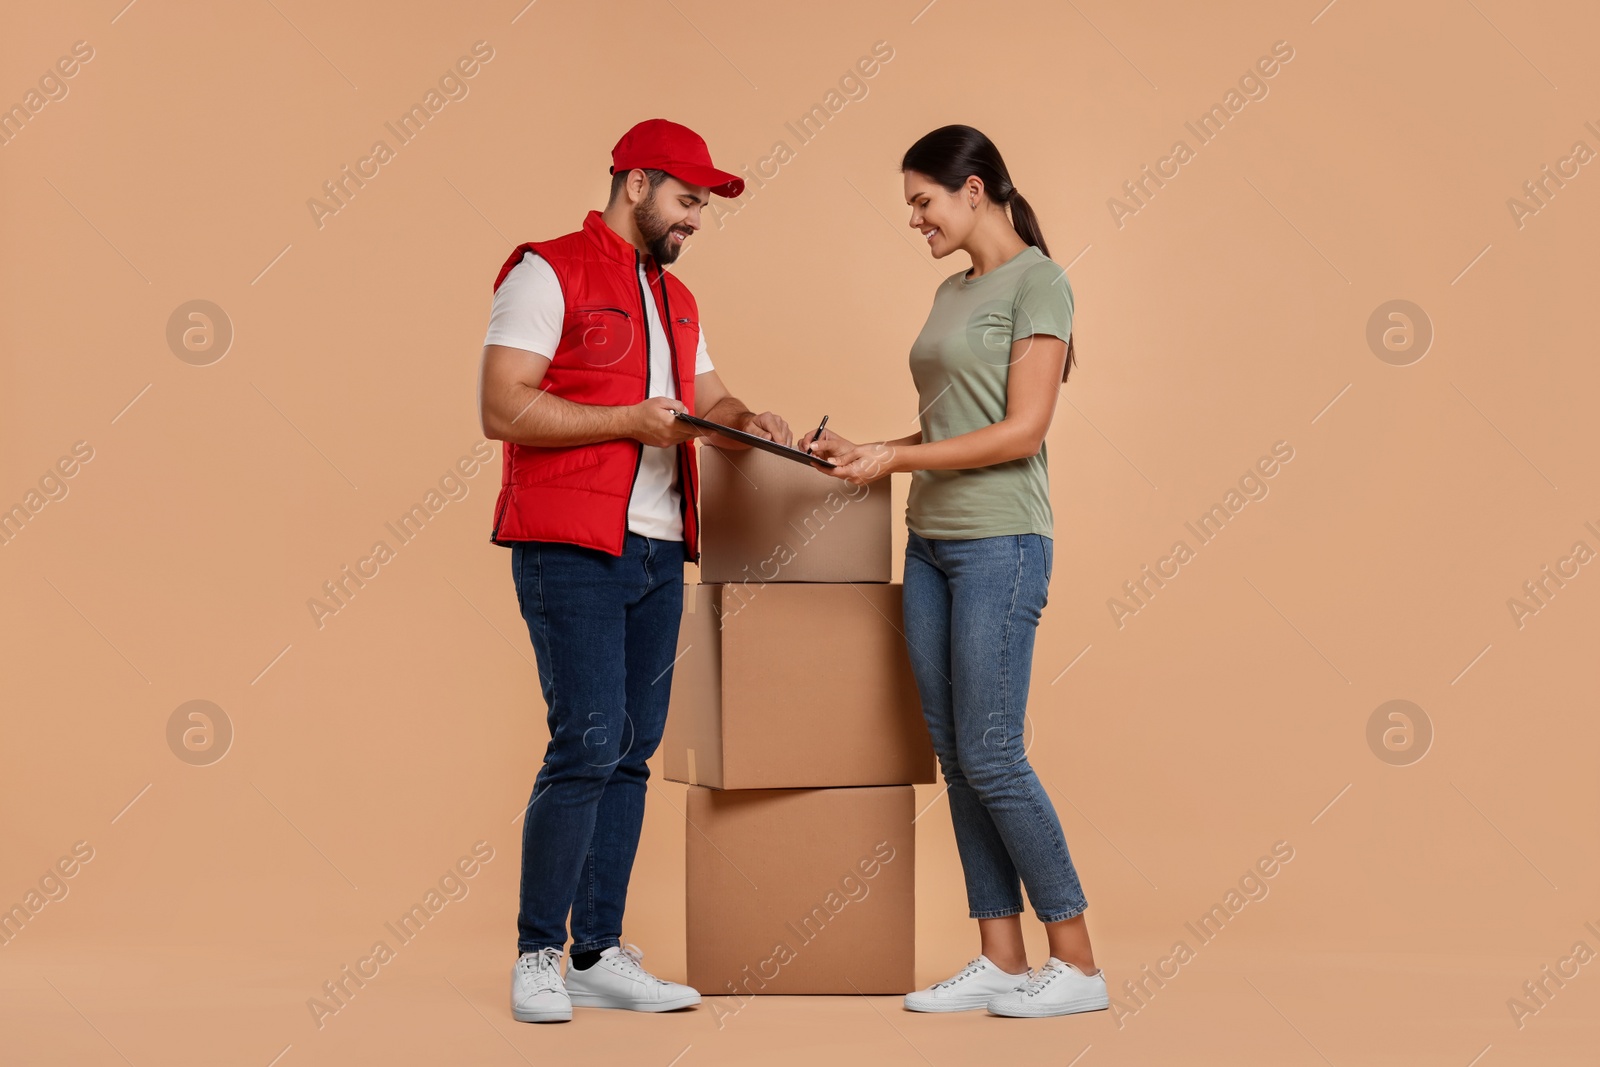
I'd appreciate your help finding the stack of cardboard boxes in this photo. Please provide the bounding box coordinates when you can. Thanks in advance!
[663,446,937,996]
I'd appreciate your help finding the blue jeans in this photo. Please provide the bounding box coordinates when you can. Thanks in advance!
[510,533,684,954]
[902,530,1088,923]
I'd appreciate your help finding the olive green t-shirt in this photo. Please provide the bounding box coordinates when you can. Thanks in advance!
[906,245,1074,540]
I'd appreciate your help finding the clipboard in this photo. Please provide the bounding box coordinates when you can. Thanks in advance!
[674,411,837,468]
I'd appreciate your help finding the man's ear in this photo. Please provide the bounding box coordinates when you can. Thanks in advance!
[627,168,657,206]
[610,168,640,206]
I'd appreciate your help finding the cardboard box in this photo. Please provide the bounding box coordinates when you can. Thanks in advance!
[686,785,915,996]
[664,583,936,789]
[697,444,892,583]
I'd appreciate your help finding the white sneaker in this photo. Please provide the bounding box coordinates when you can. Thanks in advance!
[903,955,1032,1012]
[563,943,701,1012]
[986,957,1109,1018]
[511,947,571,1023]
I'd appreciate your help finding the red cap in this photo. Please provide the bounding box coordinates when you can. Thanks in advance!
[610,119,744,199]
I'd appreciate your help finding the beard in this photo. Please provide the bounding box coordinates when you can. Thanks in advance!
[634,194,692,265]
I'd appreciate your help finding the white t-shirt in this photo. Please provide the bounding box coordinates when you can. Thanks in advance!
[484,251,714,542]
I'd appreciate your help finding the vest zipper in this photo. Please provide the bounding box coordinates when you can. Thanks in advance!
[623,251,650,547]
[657,263,693,556]
[491,475,510,542]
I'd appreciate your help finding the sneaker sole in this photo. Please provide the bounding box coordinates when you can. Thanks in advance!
[568,992,702,1012]
[511,1005,573,1023]
[988,996,1110,1018]
[904,993,1007,1012]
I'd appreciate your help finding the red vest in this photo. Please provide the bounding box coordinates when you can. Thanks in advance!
[488,210,700,560]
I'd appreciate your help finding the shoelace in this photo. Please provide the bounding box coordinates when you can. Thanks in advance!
[516,946,564,992]
[1022,960,1071,997]
[931,957,989,990]
[608,942,667,985]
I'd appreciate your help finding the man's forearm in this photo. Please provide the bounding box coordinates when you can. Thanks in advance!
[701,394,755,449]
[489,385,633,447]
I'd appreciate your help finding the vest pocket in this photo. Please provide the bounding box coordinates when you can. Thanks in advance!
[671,315,700,376]
[565,305,635,368]
[515,444,604,486]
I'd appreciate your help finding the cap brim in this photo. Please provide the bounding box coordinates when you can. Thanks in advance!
[666,163,744,199]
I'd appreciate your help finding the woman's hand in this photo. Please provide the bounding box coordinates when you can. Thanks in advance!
[821,441,899,485]
[797,426,855,459]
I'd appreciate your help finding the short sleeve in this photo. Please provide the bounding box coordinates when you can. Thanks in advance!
[483,251,564,355]
[695,323,714,374]
[1011,260,1074,345]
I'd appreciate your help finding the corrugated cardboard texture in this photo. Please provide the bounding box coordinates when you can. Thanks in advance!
[664,582,724,788]
[698,444,892,583]
[663,584,936,788]
[686,785,915,995]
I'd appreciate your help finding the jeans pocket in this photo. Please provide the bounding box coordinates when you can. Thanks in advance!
[1039,536,1054,609]
[511,544,527,616]
[513,543,540,620]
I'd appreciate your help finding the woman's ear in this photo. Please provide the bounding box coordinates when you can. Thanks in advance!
[965,175,983,208]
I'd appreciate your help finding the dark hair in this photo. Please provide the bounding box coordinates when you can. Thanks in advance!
[609,166,671,203]
[902,125,1076,381]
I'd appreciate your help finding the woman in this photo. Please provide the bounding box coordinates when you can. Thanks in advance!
[801,125,1105,1019]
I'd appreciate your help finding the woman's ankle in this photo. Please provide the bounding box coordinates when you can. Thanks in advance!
[1044,951,1097,973]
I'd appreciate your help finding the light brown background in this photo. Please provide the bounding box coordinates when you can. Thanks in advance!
[3,0,1597,1063]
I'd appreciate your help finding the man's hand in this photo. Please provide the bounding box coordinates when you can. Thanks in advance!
[736,410,793,448]
[627,397,704,448]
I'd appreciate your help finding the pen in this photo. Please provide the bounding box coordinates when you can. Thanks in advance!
[806,414,829,454]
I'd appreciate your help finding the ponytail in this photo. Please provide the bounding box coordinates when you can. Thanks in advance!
[902,126,1076,382]
[1004,189,1048,258]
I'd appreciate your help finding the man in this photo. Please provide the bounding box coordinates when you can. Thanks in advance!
[478,118,793,1024]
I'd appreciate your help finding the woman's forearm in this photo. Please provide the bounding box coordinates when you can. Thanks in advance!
[892,421,1037,472]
